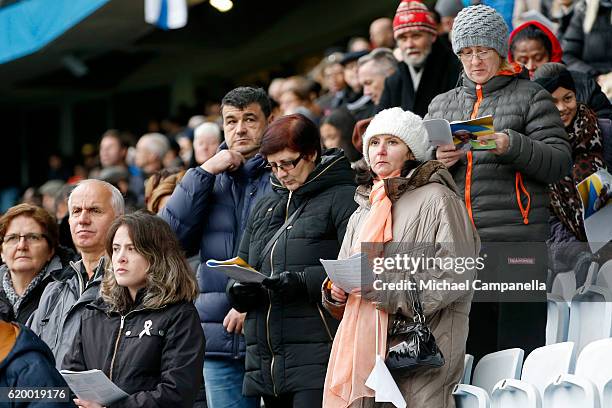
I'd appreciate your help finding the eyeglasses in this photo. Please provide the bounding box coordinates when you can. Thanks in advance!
[2,233,48,247]
[266,155,303,172]
[457,49,496,62]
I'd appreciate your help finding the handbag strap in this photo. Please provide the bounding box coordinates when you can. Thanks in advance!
[408,276,426,323]
[260,200,308,262]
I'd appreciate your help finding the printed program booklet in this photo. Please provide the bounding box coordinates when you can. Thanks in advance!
[206,257,267,283]
[424,115,496,150]
[577,169,612,252]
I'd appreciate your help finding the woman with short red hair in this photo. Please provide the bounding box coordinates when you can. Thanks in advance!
[226,114,357,407]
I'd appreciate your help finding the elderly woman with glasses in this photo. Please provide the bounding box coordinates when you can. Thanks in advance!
[226,113,357,407]
[0,204,73,324]
[426,5,572,360]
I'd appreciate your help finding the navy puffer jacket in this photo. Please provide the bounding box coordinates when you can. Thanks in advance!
[160,148,271,358]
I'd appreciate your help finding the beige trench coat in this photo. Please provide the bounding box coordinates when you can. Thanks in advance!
[323,161,481,408]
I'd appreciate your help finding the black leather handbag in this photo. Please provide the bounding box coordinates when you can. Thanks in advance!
[384,277,445,373]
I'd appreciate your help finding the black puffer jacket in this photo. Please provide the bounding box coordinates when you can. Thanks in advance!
[232,149,357,397]
[62,293,204,408]
[427,67,572,241]
[562,0,612,76]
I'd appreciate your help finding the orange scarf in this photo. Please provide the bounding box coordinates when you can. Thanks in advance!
[323,172,399,407]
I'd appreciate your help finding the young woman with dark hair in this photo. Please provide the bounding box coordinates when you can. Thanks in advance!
[62,211,204,408]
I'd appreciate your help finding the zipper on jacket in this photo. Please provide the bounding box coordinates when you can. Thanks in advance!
[266,241,279,397]
[52,261,87,350]
[109,315,126,382]
[265,190,292,397]
[464,84,483,228]
[107,306,155,381]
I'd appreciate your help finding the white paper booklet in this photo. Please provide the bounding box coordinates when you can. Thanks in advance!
[206,257,267,283]
[320,253,373,293]
[60,369,129,405]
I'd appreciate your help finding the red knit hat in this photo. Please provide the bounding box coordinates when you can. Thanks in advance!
[393,0,437,38]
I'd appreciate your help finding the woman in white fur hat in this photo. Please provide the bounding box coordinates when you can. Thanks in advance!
[322,107,480,408]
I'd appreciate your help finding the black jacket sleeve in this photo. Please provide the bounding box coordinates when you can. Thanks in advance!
[562,1,599,76]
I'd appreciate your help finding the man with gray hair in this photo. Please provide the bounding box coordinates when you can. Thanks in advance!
[135,132,170,176]
[29,179,125,368]
[358,48,399,107]
[376,0,461,116]
[193,122,222,165]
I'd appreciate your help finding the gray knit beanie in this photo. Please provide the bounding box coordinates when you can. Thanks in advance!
[451,4,509,57]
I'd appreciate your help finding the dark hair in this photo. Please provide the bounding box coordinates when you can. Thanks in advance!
[260,114,322,161]
[100,129,130,149]
[102,210,198,312]
[355,160,420,187]
[221,87,272,118]
[510,25,552,58]
[0,203,59,250]
[321,109,362,162]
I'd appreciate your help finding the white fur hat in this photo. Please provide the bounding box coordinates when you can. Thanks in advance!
[362,107,429,166]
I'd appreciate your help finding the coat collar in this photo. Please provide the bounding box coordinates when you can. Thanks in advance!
[355,161,460,208]
[218,142,269,180]
[461,63,526,96]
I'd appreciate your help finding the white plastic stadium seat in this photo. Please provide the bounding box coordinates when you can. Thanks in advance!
[453,384,490,408]
[471,349,524,395]
[575,338,612,403]
[567,285,612,354]
[463,354,474,384]
[489,342,575,408]
[595,260,612,289]
[585,261,600,286]
[490,378,541,408]
[521,342,576,397]
[551,271,576,303]
[602,379,612,408]
[542,374,600,407]
[546,294,570,345]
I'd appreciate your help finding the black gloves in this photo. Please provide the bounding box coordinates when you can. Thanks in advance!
[262,271,306,298]
[227,280,264,312]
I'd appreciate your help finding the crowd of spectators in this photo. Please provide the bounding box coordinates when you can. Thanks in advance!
[1,0,611,407]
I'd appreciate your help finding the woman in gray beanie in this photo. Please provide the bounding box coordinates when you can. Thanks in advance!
[426,5,572,361]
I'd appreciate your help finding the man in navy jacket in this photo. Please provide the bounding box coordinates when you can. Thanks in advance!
[161,87,272,408]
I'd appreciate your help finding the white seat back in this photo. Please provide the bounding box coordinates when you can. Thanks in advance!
[472,349,524,395]
[595,260,612,289]
[463,354,474,384]
[567,285,612,354]
[453,384,490,408]
[491,379,541,408]
[521,342,575,397]
[542,374,600,408]
[575,338,612,403]
[546,294,570,345]
[551,271,576,303]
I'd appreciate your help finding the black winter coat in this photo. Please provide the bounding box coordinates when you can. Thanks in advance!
[376,40,462,117]
[62,294,204,408]
[232,150,357,397]
[562,0,612,76]
[571,69,612,120]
